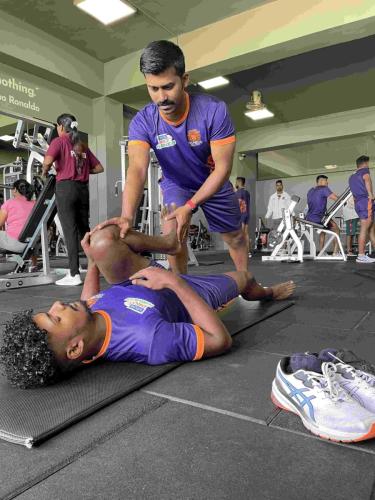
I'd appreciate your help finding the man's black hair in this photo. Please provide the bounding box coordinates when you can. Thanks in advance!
[276,180,283,184]
[236,176,245,186]
[140,40,185,77]
[0,310,62,389]
[316,175,328,183]
[356,155,370,166]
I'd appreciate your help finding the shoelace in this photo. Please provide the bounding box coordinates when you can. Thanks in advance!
[302,362,350,402]
[328,352,375,388]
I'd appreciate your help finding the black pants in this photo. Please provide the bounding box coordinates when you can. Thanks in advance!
[55,180,90,276]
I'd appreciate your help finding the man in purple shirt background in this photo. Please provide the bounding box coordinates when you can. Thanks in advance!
[348,155,375,263]
[306,175,339,255]
[0,224,295,389]
[96,40,247,274]
[235,177,251,255]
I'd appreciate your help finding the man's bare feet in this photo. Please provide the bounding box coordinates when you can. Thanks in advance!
[270,281,296,300]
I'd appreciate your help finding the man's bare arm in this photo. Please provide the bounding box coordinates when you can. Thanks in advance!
[364,173,375,199]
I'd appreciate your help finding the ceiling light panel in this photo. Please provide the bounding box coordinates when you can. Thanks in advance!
[198,77,229,89]
[75,0,136,25]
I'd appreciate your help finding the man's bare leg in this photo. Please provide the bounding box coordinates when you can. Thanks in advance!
[224,270,295,301]
[162,217,188,274]
[89,225,179,284]
[221,228,249,271]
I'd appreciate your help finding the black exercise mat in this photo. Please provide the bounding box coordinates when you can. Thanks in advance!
[354,269,375,281]
[197,259,224,266]
[0,298,293,447]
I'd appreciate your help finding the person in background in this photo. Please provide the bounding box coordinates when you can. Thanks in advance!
[265,180,291,230]
[343,194,359,257]
[235,177,251,256]
[348,155,375,264]
[306,175,339,255]
[0,179,38,270]
[43,113,104,286]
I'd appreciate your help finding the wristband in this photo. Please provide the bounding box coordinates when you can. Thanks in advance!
[185,199,197,211]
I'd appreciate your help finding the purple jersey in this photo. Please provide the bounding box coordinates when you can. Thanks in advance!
[349,167,370,200]
[306,186,332,224]
[235,188,250,224]
[87,274,238,366]
[128,93,235,191]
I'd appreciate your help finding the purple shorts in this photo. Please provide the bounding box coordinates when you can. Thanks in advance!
[182,274,239,311]
[160,178,242,233]
[355,198,374,220]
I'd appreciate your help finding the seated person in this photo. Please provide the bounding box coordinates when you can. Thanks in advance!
[0,225,295,389]
[349,155,375,263]
[0,179,38,268]
[306,175,339,255]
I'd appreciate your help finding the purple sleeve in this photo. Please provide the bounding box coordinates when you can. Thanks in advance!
[86,148,100,168]
[146,313,203,365]
[128,112,150,144]
[362,167,370,178]
[325,187,333,197]
[46,137,61,160]
[209,101,235,142]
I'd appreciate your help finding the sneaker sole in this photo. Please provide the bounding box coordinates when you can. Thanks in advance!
[271,380,375,443]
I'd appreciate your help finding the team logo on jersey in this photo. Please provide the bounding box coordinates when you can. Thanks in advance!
[187,129,202,147]
[239,199,247,213]
[156,134,176,149]
[86,293,103,307]
[124,298,155,314]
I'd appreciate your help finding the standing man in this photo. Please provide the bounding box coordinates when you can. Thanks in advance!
[97,40,247,274]
[235,177,251,255]
[349,155,375,263]
[306,175,339,255]
[265,180,291,230]
[342,194,359,256]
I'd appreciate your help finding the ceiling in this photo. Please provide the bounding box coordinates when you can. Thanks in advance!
[119,34,375,133]
[258,134,375,180]
[0,0,272,62]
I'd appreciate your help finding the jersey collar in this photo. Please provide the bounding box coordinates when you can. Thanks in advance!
[82,310,112,364]
[159,92,190,127]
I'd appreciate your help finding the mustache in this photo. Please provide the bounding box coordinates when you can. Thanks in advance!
[157,100,175,107]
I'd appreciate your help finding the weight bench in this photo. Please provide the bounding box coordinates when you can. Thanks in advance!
[295,187,351,261]
[0,176,58,291]
[262,195,303,262]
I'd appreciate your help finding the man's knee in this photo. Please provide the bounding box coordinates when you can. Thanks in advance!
[222,229,246,249]
[89,225,120,258]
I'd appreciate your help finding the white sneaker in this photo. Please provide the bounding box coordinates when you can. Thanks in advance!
[55,272,82,286]
[356,254,375,263]
[334,362,375,414]
[271,358,375,442]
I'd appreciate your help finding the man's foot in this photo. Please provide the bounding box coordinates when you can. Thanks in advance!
[55,273,82,286]
[356,254,375,264]
[270,281,296,300]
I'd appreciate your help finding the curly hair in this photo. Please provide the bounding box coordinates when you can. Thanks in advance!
[0,310,63,389]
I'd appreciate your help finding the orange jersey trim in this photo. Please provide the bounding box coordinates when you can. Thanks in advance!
[159,92,190,127]
[210,135,236,147]
[192,324,205,361]
[128,140,150,149]
[82,310,112,365]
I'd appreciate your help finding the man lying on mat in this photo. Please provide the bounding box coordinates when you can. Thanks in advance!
[0,225,295,389]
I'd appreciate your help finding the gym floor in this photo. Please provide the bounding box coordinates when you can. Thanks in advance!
[0,254,375,499]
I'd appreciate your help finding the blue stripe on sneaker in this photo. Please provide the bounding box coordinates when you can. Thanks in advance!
[278,370,316,421]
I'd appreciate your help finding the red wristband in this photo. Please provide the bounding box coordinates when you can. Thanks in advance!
[185,199,197,211]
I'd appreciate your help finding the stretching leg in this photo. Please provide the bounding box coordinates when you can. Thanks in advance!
[89,225,179,284]
[224,270,295,301]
